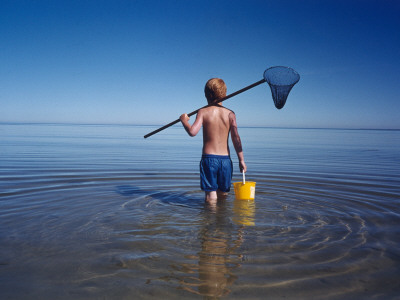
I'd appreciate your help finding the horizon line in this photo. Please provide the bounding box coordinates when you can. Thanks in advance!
[0,121,399,131]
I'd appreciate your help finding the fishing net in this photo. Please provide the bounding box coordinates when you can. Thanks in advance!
[263,66,300,109]
[144,66,300,138]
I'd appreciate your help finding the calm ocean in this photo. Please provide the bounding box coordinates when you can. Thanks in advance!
[0,123,399,299]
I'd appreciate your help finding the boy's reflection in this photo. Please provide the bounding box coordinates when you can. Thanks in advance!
[177,199,255,298]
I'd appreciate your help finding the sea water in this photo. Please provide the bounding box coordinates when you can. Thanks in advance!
[0,123,399,299]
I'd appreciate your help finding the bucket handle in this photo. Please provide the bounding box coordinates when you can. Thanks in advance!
[242,171,246,184]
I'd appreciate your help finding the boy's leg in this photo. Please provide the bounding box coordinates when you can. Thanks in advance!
[200,156,218,203]
[217,190,228,199]
[205,191,218,203]
[216,157,233,198]
[205,190,227,205]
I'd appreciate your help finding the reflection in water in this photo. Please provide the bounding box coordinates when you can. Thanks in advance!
[118,186,255,297]
[233,200,256,227]
[175,201,246,298]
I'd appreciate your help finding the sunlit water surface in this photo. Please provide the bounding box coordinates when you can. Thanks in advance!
[0,124,399,299]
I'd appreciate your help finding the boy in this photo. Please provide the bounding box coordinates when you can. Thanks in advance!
[180,78,247,204]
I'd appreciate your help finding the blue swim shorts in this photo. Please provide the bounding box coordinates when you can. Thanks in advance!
[200,154,233,192]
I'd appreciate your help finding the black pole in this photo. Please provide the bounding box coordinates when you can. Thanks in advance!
[144,78,266,138]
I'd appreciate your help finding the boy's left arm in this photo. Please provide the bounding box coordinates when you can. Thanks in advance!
[229,112,247,173]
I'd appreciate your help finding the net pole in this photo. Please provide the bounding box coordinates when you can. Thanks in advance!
[144,78,266,138]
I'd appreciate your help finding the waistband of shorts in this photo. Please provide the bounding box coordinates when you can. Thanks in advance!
[201,154,231,159]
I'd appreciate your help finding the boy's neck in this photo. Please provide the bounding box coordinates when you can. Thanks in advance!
[209,101,223,106]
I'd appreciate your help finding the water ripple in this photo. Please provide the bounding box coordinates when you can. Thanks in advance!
[1,125,399,299]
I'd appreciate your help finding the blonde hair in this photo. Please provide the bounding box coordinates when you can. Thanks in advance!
[204,78,227,104]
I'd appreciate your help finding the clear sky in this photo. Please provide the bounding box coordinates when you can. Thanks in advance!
[1,0,399,129]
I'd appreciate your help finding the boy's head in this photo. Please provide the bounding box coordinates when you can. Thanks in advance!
[204,78,227,104]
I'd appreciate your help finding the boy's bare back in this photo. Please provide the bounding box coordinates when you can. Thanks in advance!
[199,105,232,155]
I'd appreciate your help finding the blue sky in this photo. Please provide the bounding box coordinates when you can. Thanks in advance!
[1,0,399,129]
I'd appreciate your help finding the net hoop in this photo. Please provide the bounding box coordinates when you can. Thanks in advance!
[263,66,300,109]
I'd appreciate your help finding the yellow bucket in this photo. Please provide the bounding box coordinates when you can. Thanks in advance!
[233,181,256,200]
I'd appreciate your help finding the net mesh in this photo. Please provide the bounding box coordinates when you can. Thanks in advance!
[263,66,300,109]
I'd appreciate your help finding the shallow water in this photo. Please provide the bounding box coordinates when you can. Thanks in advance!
[0,124,399,299]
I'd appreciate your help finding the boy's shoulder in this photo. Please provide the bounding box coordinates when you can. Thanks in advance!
[223,106,235,114]
[200,104,235,115]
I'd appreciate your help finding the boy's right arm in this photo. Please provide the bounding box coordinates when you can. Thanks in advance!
[229,112,247,173]
[180,111,203,137]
